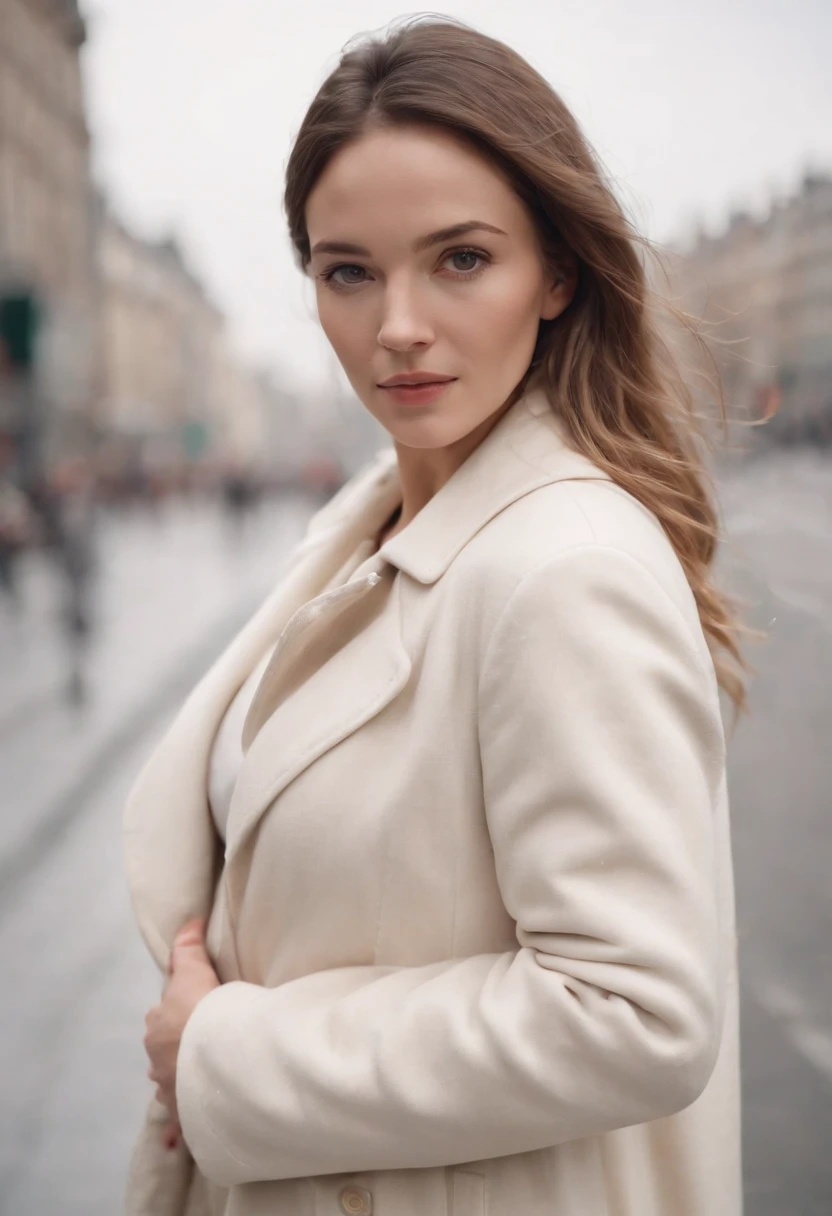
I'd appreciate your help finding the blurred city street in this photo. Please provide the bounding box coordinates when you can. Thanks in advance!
[718,448,832,1215]
[0,454,828,1214]
[0,491,315,1215]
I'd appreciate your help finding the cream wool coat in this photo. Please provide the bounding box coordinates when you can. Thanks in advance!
[123,387,742,1216]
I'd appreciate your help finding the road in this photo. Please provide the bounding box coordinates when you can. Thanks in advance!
[0,454,830,1215]
[718,449,832,1215]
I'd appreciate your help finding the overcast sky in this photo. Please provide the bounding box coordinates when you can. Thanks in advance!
[79,0,832,393]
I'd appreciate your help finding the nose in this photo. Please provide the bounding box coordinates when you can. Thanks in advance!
[377,279,434,352]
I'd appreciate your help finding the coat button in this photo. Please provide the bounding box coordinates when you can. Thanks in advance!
[339,1186,373,1214]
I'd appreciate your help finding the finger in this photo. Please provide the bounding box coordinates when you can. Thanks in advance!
[171,929,212,971]
[143,1015,158,1057]
[162,1117,182,1151]
[175,918,205,946]
[166,920,205,976]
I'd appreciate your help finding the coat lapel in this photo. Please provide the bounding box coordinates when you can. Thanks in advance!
[223,565,411,911]
[123,452,402,972]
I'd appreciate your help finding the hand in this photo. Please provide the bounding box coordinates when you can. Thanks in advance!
[144,918,220,1149]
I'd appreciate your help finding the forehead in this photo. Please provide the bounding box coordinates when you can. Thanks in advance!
[305,124,529,246]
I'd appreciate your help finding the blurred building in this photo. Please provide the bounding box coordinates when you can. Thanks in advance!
[0,0,98,474]
[0,1,383,503]
[666,171,832,446]
[95,204,228,483]
[209,344,274,473]
[95,202,376,493]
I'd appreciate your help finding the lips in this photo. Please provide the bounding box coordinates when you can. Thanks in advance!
[378,372,456,387]
[377,377,456,406]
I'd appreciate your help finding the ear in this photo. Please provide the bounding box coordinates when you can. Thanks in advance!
[540,252,578,321]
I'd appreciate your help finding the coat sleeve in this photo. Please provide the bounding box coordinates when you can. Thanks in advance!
[175,545,728,1187]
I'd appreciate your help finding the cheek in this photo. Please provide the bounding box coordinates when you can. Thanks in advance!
[316,291,377,365]
[446,267,543,352]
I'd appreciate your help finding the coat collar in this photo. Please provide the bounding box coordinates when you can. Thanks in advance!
[377,387,610,584]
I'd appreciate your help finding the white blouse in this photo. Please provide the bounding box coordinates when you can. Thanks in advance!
[207,534,387,841]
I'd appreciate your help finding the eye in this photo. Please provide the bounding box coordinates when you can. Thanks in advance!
[321,264,370,288]
[441,247,491,278]
[450,251,480,272]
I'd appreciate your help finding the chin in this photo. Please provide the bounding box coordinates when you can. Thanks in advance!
[384,413,485,451]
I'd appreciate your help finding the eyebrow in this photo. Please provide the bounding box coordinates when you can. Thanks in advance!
[309,220,508,258]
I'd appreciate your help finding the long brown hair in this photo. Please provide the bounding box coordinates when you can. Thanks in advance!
[284,17,749,713]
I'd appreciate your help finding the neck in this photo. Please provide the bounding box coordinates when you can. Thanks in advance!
[390,397,514,537]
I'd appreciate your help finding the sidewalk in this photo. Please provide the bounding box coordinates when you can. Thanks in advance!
[0,493,315,892]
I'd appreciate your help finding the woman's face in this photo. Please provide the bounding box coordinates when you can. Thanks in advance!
[305,124,575,450]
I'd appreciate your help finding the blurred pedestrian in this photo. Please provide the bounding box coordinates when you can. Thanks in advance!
[50,456,99,704]
[0,469,33,605]
[220,463,251,534]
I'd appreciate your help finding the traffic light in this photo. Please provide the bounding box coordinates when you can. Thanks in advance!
[0,288,40,370]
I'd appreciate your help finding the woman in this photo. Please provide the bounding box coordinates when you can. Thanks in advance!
[126,18,744,1216]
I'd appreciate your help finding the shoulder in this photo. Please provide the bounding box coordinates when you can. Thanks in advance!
[465,476,693,604]
[453,477,711,679]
